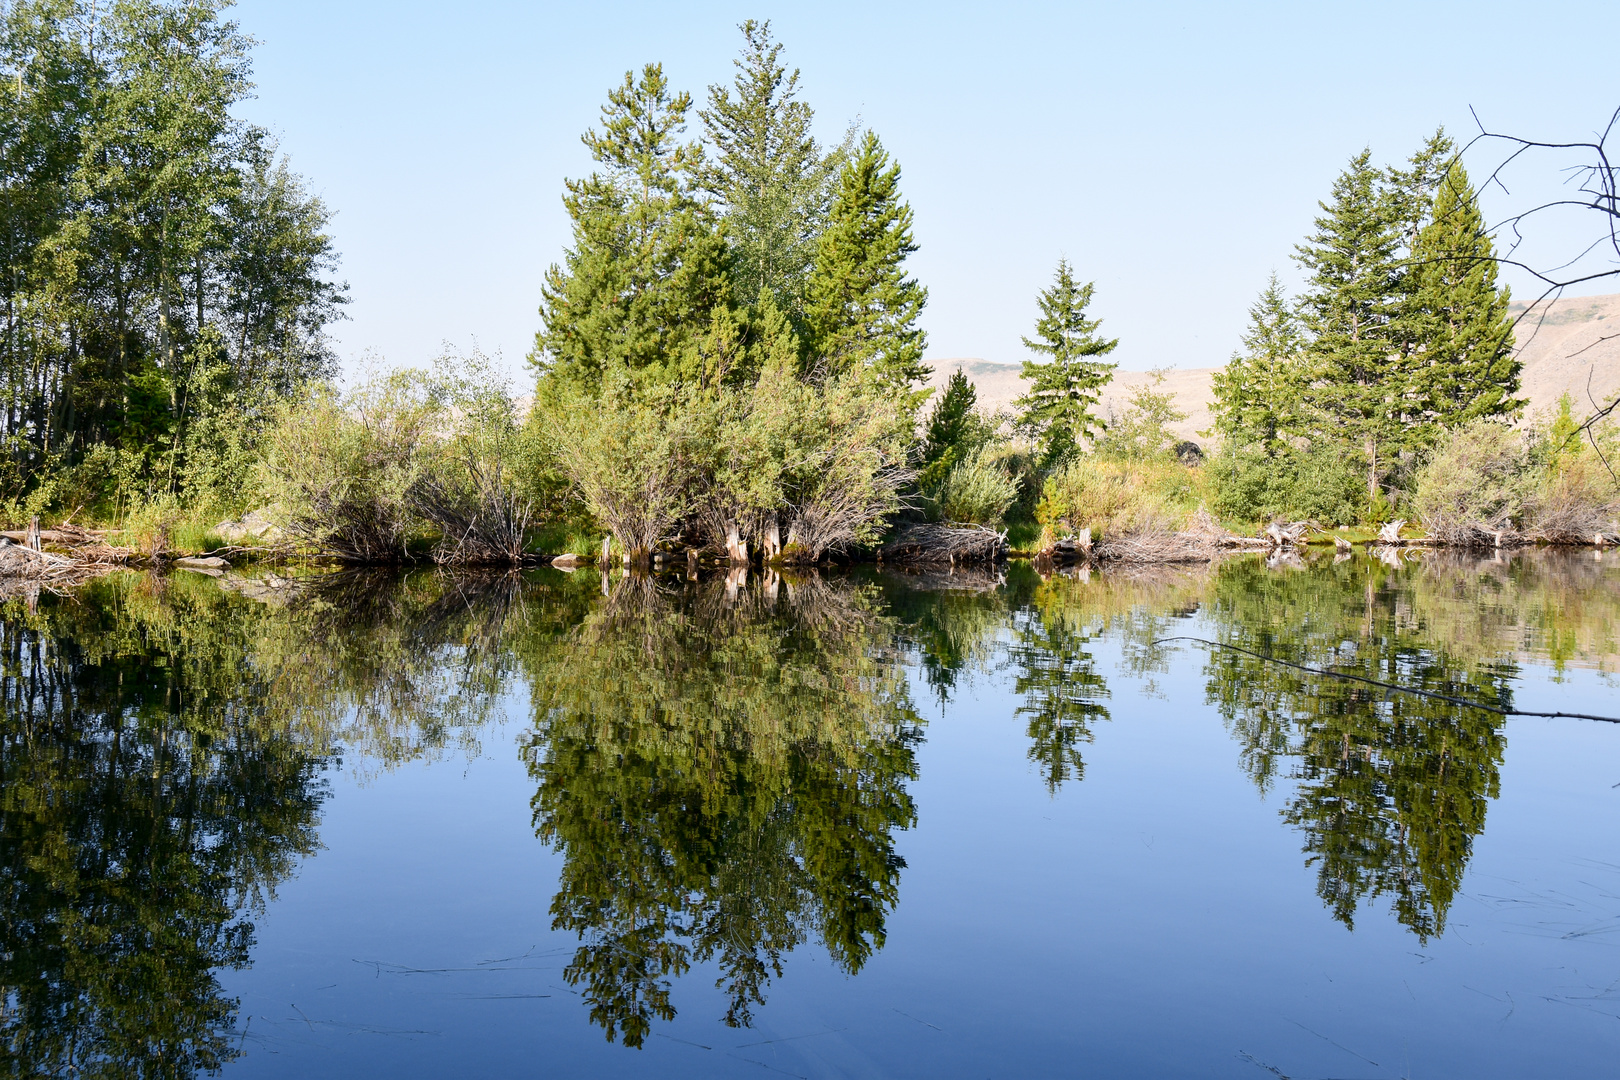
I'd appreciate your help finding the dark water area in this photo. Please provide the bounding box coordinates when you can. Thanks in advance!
[2,550,1618,1078]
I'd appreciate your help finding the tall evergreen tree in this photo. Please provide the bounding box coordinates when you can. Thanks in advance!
[1386,128,1457,252]
[697,20,842,317]
[1404,161,1521,432]
[1209,273,1304,452]
[533,63,730,393]
[1014,259,1117,458]
[803,131,928,397]
[1295,148,1406,501]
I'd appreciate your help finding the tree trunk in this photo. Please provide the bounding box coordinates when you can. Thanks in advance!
[724,520,748,565]
[1365,436,1378,502]
[763,518,781,562]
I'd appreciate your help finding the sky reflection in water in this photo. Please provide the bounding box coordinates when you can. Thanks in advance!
[1,550,1616,1078]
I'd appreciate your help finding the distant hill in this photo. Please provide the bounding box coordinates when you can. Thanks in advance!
[927,290,1620,445]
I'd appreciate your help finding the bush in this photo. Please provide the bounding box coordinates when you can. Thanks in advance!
[1035,456,1208,539]
[1410,421,1533,543]
[1208,443,1363,526]
[259,372,443,561]
[533,373,700,562]
[932,444,1020,525]
[1094,371,1186,461]
[411,356,537,563]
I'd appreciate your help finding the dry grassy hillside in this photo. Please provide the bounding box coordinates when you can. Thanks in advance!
[927,290,1620,445]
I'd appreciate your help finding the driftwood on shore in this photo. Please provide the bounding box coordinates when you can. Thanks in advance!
[880,523,1008,566]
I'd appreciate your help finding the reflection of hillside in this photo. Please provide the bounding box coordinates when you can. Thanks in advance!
[517,571,922,1046]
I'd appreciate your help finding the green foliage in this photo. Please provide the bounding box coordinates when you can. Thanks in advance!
[928,443,1019,526]
[1095,370,1186,460]
[1209,273,1304,452]
[1207,442,1363,526]
[258,372,443,561]
[0,1,344,508]
[532,63,730,392]
[709,364,913,560]
[1410,420,1533,540]
[803,131,929,401]
[1016,259,1118,459]
[921,366,978,468]
[1403,161,1521,431]
[1210,130,1523,525]
[1295,147,1406,499]
[697,20,844,317]
[1035,457,1207,539]
[1409,409,1620,542]
[538,373,704,559]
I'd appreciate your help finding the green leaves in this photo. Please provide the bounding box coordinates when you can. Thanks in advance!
[535,62,730,393]
[1209,272,1304,454]
[0,1,344,514]
[1404,161,1521,431]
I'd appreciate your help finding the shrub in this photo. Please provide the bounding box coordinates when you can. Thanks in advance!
[259,372,444,561]
[1527,421,1620,542]
[932,444,1020,525]
[536,374,701,562]
[1094,371,1186,461]
[1410,421,1533,543]
[411,355,536,563]
[1035,457,1207,539]
[1208,443,1362,526]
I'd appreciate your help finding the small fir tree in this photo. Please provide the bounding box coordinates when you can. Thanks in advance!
[1015,259,1118,459]
[1404,161,1521,432]
[922,366,977,465]
[803,131,929,398]
[1295,148,1407,501]
[1209,273,1305,453]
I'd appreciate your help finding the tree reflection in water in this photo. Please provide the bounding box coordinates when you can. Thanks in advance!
[0,550,1611,1066]
[0,578,331,1078]
[0,568,530,1076]
[1201,556,1514,939]
[520,570,923,1047]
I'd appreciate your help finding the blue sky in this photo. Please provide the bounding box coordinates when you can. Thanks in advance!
[230,0,1619,382]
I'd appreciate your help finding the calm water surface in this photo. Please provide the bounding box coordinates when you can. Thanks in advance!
[3,551,1618,1078]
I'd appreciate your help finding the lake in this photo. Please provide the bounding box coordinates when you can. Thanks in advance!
[2,550,1617,1078]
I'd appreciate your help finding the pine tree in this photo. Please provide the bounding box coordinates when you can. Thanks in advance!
[1014,259,1117,458]
[533,63,730,392]
[1209,273,1304,452]
[1295,149,1406,501]
[1404,161,1521,433]
[803,131,928,397]
[1386,128,1456,251]
[922,366,976,466]
[697,20,842,316]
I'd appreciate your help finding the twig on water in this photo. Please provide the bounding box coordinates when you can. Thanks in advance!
[1150,636,1620,724]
